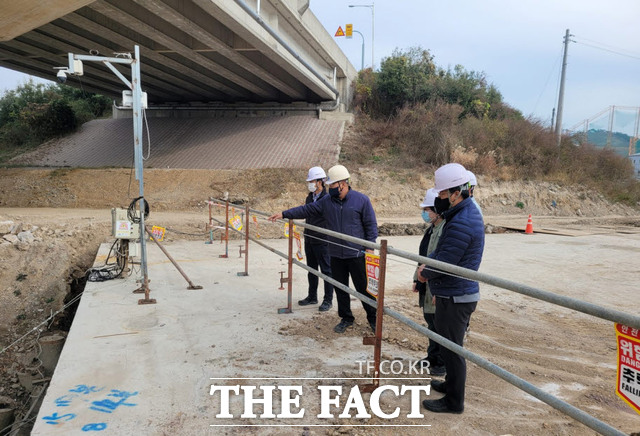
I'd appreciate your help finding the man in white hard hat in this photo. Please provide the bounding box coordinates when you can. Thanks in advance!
[417,162,485,414]
[269,164,378,334]
[413,188,446,377]
[298,167,334,311]
[467,170,483,217]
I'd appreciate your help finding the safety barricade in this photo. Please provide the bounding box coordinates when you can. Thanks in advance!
[206,197,640,436]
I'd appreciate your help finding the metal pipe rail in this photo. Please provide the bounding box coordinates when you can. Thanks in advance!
[207,198,633,435]
[215,199,640,330]
[298,220,640,331]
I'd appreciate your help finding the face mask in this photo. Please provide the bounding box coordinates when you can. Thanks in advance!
[308,182,317,192]
[434,197,450,214]
[421,210,431,223]
[329,185,340,198]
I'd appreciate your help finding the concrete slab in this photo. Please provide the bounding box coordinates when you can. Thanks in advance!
[31,237,418,435]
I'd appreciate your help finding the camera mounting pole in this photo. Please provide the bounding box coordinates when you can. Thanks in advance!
[62,46,155,304]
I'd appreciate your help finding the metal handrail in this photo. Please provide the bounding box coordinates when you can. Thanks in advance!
[209,198,633,436]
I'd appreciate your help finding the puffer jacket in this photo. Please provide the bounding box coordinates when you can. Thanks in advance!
[304,190,329,245]
[282,187,378,259]
[420,197,484,297]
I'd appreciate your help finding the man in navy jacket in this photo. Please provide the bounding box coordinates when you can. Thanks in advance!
[269,165,378,334]
[418,163,485,414]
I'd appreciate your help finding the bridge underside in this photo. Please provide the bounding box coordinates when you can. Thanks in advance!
[0,0,352,106]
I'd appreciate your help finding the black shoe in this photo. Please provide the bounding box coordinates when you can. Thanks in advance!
[333,320,353,333]
[298,297,318,306]
[318,301,332,312]
[430,379,447,394]
[429,365,446,377]
[422,398,463,414]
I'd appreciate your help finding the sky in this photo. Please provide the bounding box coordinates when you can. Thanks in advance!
[1,0,639,132]
[311,0,640,132]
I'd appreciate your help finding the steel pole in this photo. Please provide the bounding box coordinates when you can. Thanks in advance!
[555,29,570,145]
[132,45,154,305]
[353,30,365,70]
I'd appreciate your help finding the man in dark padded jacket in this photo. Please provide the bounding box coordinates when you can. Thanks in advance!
[269,165,378,334]
[418,163,485,414]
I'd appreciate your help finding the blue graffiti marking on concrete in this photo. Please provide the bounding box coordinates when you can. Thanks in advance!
[41,385,139,431]
[89,390,138,414]
[70,385,104,395]
[81,422,108,432]
[42,412,77,425]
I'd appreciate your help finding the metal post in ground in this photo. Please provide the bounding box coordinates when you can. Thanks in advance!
[206,198,214,244]
[237,204,249,276]
[278,220,294,314]
[219,200,229,258]
[361,239,387,392]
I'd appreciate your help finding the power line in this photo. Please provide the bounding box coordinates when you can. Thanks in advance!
[573,37,640,61]
[531,45,564,119]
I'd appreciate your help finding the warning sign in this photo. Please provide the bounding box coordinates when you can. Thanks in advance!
[229,215,243,231]
[335,26,345,37]
[150,226,165,241]
[115,221,132,239]
[365,252,380,298]
[346,23,353,38]
[284,222,298,238]
[615,323,640,415]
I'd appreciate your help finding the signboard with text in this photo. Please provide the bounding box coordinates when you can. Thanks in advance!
[615,323,640,415]
[365,252,380,298]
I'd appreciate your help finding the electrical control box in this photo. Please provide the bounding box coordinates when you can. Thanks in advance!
[122,90,148,109]
[111,208,140,239]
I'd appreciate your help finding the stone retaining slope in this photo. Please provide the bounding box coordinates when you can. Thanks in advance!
[24,116,343,169]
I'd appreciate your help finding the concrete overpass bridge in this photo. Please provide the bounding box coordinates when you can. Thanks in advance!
[0,0,356,113]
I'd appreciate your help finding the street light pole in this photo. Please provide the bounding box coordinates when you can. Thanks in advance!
[348,3,374,69]
[353,30,365,71]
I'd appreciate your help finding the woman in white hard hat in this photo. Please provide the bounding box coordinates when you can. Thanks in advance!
[413,188,446,377]
[298,167,334,312]
[467,170,483,217]
[269,164,378,334]
[417,163,485,414]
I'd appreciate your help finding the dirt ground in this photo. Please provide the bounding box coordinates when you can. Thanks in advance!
[0,167,639,434]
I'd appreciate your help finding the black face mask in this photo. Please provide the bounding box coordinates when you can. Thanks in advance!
[433,196,450,214]
[329,185,340,198]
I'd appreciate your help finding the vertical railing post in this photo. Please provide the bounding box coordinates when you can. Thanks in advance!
[278,219,294,314]
[361,239,387,392]
[206,198,214,244]
[219,200,229,258]
[238,204,249,276]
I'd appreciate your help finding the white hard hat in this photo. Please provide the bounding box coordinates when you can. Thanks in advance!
[420,188,438,208]
[467,170,477,187]
[326,165,350,184]
[434,163,470,192]
[306,166,326,181]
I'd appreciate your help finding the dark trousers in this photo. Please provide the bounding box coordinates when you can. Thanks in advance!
[424,312,444,367]
[330,256,377,324]
[434,297,477,411]
[305,242,333,303]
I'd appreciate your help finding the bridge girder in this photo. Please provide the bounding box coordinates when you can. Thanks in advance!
[0,0,355,106]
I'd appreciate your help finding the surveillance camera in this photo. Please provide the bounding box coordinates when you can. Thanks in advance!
[56,70,67,84]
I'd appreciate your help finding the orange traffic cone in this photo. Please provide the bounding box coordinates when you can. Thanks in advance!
[525,214,534,234]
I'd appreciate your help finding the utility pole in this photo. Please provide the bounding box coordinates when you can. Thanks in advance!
[555,29,572,146]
